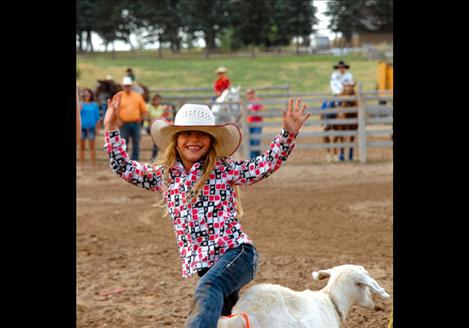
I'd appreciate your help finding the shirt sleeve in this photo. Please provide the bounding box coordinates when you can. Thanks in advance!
[104,130,163,192]
[225,129,297,186]
[330,73,343,94]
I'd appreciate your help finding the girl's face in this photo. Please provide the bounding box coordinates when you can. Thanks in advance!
[152,97,161,106]
[81,90,91,101]
[176,131,212,169]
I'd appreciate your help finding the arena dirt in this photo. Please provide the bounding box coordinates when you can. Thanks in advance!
[77,147,392,328]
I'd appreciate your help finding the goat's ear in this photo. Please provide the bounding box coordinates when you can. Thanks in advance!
[312,269,331,280]
[358,275,390,299]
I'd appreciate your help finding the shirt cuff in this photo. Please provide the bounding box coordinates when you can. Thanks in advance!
[280,129,298,145]
[104,130,123,153]
[105,129,120,137]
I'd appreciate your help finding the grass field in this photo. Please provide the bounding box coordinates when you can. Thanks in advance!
[77,50,382,93]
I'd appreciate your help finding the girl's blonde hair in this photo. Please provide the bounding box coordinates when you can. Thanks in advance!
[153,132,243,218]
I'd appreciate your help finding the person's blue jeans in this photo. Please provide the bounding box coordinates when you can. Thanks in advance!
[185,243,259,328]
[249,126,262,158]
[119,122,141,160]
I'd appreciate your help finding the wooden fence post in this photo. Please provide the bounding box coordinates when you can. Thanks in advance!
[239,100,250,159]
[357,83,367,164]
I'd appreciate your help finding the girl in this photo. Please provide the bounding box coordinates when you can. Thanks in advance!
[103,92,310,328]
[79,88,101,167]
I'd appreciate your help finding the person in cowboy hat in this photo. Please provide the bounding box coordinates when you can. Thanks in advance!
[330,60,355,95]
[103,94,310,328]
[213,66,231,99]
[116,76,148,160]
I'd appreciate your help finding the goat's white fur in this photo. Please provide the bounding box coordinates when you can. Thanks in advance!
[217,264,390,328]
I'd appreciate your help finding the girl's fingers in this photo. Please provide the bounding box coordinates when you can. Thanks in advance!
[287,98,293,114]
[295,98,301,112]
[300,103,307,114]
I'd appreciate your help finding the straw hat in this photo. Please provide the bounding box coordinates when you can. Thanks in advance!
[150,104,241,156]
[122,76,133,85]
[214,66,228,74]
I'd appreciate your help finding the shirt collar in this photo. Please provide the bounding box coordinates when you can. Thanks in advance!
[172,159,204,173]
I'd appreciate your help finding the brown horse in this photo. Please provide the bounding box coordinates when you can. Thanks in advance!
[323,83,358,161]
[336,83,358,161]
[95,79,150,104]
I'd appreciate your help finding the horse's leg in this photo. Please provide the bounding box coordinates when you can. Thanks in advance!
[324,134,332,162]
[332,133,339,162]
[339,134,345,161]
[332,135,338,156]
[349,135,355,160]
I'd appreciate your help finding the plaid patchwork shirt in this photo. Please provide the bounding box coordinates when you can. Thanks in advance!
[104,129,297,278]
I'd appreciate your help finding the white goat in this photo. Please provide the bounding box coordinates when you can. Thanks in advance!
[217,264,390,328]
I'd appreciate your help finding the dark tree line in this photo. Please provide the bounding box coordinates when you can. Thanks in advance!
[326,0,393,45]
[77,0,392,56]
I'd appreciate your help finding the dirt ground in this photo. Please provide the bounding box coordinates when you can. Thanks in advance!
[77,142,393,328]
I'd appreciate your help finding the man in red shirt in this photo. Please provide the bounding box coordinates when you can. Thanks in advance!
[213,67,231,99]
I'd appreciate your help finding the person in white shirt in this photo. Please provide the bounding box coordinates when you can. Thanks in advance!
[330,60,355,95]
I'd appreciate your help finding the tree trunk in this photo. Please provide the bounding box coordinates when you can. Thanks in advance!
[77,32,83,52]
[158,33,163,59]
[86,30,94,52]
[204,30,215,59]
[112,42,116,60]
[296,38,300,56]
[251,45,256,58]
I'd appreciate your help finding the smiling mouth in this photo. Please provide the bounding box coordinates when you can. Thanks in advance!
[186,145,203,152]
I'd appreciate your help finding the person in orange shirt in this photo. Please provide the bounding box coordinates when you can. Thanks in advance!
[116,76,148,160]
[213,67,231,100]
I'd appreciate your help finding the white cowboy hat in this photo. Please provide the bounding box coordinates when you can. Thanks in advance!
[214,66,228,74]
[150,104,242,157]
[122,76,133,85]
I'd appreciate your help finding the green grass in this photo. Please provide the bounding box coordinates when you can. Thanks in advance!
[77,50,380,93]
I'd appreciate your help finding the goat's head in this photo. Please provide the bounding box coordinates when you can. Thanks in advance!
[312,264,390,309]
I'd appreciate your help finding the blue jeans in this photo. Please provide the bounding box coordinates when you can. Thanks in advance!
[119,122,141,160]
[185,243,259,328]
[81,127,96,141]
[249,126,262,158]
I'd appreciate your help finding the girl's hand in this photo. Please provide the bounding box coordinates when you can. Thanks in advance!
[104,92,123,130]
[282,98,310,134]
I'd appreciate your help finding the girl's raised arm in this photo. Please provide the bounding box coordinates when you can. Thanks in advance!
[226,98,309,186]
[104,92,164,192]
